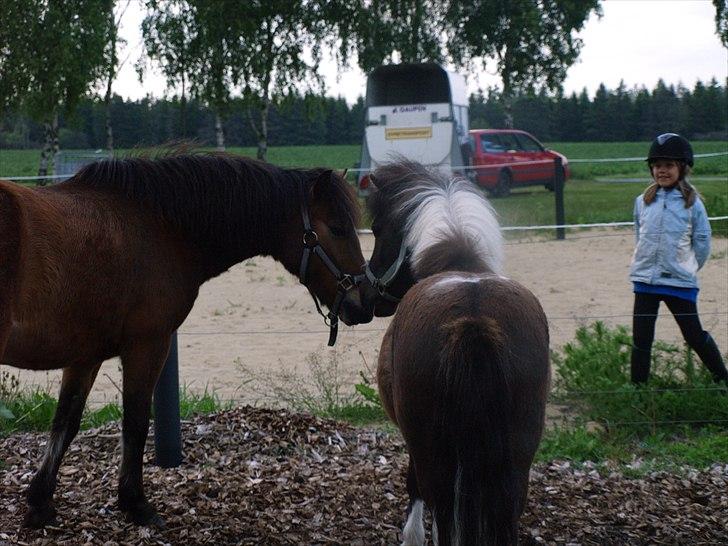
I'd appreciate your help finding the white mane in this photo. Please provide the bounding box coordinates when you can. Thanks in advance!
[397,176,504,276]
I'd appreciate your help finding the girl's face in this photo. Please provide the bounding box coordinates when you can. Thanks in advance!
[650,159,681,187]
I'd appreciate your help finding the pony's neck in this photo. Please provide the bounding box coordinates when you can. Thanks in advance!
[413,234,493,279]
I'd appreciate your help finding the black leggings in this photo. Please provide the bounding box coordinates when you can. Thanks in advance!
[632,292,707,353]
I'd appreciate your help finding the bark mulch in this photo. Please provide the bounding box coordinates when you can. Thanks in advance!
[1,407,726,545]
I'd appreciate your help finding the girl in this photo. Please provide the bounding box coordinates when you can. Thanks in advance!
[630,133,728,385]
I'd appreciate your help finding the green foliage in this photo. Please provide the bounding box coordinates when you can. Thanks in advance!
[237,352,387,425]
[449,1,601,96]
[0,0,111,119]
[0,370,232,435]
[537,425,728,469]
[536,427,608,463]
[82,403,123,429]
[552,321,728,435]
[1,391,58,433]
[178,386,233,418]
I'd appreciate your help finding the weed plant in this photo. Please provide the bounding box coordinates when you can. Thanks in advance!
[544,321,728,468]
[237,352,386,425]
[552,321,728,433]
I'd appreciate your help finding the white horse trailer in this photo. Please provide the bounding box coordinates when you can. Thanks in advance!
[357,63,470,193]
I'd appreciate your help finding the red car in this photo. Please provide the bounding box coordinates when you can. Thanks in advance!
[468,129,570,197]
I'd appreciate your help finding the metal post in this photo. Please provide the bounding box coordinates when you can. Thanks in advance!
[554,157,565,241]
[153,331,183,468]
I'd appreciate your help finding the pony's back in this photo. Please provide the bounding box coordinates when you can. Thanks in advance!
[381,271,549,545]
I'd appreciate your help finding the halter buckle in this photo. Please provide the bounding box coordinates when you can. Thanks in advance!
[302,229,319,248]
[338,274,356,292]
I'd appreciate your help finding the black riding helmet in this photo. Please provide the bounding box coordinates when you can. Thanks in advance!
[646,133,694,167]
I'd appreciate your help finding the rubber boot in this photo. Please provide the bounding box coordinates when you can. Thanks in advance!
[693,333,728,385]
[631,345,652,384]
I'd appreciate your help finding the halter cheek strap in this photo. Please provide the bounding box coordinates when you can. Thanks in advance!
[298,179,364,346]
[364,238,409,304]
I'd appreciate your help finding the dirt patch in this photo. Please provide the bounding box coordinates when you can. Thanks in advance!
[1,407,726,544]
[5,229,727,407]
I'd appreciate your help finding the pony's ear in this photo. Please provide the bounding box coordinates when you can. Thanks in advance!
[369,173,380,189]
[311,169,336,199]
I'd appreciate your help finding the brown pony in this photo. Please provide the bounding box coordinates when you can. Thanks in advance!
[362,160,550,545]
[0,151,372,528]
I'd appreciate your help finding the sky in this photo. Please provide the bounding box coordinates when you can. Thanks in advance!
[115,0,727,105]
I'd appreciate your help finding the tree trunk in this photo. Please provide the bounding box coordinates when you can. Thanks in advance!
[38,123,52,184]
[215,111,225,151]
[256,100,268,161]
[51,112,60,178]
[104,4,117,153]
[37,113,59,185]
[499,52,515,129]
[502,95,514,129]
[180,74,187,138]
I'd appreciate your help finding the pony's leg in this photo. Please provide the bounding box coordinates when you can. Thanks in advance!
[24,363,102,528]
[118,337,171,526]
[401,456,425,546]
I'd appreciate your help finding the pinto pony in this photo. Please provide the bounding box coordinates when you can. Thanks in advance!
[0,151,371,528]
[363,161,550,545]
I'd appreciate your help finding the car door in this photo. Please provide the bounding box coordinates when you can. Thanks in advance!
[497,132,533,183]
[514,133,553,182]
[473,133,507,188]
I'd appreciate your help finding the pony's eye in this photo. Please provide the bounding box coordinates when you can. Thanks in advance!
[329,225,347,238]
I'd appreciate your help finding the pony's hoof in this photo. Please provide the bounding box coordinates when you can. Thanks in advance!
[23,504,57,528]
[124,502,165,528]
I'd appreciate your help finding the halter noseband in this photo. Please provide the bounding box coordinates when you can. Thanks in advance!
[364,237,409,304]
[298,179,363,346]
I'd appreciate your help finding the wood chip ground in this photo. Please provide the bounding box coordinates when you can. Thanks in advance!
[1,407,726,545]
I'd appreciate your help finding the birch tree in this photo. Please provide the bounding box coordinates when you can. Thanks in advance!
[101,0,130,152]
[446,0,601,127]
[240,0,327,160]
[140,0,197,138]
[0,0,110,179]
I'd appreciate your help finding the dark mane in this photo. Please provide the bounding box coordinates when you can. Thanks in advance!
[66,151,359,252]
[368,160,449,227]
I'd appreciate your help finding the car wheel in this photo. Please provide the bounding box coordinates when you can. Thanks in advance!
[494,170,511,197]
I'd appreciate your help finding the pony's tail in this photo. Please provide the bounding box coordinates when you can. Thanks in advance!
[433,315,516,546]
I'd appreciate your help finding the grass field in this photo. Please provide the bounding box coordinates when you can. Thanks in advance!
[1,142,726,230]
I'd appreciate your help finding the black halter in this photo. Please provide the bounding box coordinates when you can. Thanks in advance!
[364,237,409,304]
[298,179,363,346]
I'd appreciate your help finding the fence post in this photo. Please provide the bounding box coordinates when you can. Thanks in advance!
[153,331,183,468]
[554,156,565,240]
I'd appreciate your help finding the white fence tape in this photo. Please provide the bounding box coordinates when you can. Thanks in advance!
[2,173,70,181]
[345,151,728,173]
[357,216,728,235]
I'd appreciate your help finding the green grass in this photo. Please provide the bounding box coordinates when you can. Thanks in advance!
[0,382,231,435]
[546,141,728,178]
[2,141,724,176]
[492,178,727,230]
[3,143,725,231]
[537,425,728,470]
